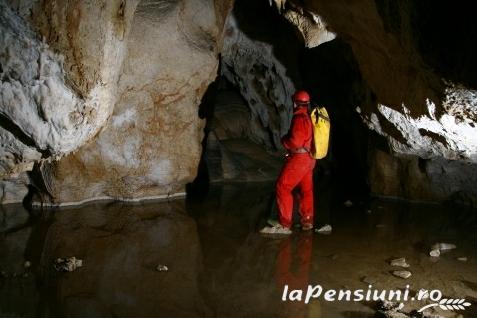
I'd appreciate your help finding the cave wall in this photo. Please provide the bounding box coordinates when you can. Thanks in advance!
[1,0,234,205]
[2,0,477,205]
[0,0,135,176]
[1,0,140,203]
[220,0,306,151]
[38,0,224,204]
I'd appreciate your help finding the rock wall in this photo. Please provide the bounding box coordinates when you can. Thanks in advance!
[221,0,305,151]
[32,0,231,205]
[0,0,134,176]
[0,0,139,203]
[369,149,477,205]
[2,0,477,205]
[0,0,235,205]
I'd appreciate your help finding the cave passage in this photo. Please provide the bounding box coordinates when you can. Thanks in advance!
[190,0,372,208]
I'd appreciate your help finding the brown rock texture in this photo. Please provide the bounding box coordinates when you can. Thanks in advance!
[33,0,232,204]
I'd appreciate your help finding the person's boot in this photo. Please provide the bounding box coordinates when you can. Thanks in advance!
[260,224,292,235]
[301,223,313,231]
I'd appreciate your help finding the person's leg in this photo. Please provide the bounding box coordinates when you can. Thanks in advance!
[297,162,315,228]
[276,158,307,228]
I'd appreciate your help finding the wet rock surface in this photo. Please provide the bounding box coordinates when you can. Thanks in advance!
[1,183,477,317]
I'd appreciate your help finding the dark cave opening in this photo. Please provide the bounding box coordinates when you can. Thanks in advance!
[375,0,477,89]
[300,38,371,202]
[411,1,477,88]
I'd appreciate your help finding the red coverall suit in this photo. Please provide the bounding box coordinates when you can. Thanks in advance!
[277,106,315,228]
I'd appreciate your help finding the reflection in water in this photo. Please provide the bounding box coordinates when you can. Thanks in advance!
[1,201,208,318]
[276,233,316,318]
[1,182,477,318]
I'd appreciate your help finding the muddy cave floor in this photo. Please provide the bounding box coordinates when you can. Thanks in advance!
[1,182,477,318]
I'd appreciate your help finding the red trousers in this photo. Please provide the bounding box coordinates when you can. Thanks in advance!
[276,154,315,228]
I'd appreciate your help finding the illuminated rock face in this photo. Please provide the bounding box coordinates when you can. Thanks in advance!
[38,0,224,204]
[1,0,477,204]
[0,0,133,177]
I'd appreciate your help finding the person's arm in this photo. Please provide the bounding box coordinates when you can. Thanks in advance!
[281,115,307,150]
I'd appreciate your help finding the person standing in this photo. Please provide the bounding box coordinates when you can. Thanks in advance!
[261,90,315,234]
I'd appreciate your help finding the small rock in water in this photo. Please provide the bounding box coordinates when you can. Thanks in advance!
[416,289,429,300]
[378,300,405,311]
[431,242,456,251]
[390,257,410,268]
[54,257,83,272]
[315,224,332,234]
[344,200,353,207]
[362,276,375,285]
[392,270,412,279]
[457,257,467,262]
[379,311,410,318]
[156,264,168,272]
[429,249,440,257]
[429,242,456,258]
[376,300,408,318]
[24,261,32,268]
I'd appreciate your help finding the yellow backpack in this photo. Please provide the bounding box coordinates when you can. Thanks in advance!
[310,106,330,159]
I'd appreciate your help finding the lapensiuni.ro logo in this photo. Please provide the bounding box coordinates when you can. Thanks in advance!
[282,284,472,313]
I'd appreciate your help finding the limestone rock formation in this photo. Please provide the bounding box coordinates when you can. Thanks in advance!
[202,86,283,182]
[221,0,302,150]
[0,0,137,176]
[0,0,140,204]
[32,0,231,205]
[359,83,477,163]
[272,0,336,48]
[369,149,477,204]
[1,0,477,205]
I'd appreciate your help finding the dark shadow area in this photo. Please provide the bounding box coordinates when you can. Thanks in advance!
[187,72,284,199]
[231,0,304,87]
[300,38,371,203]
[412,1,477,88]
[186,76,220,199]
[376,0,477,89]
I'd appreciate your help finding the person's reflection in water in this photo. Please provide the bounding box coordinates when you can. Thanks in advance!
[275,232,314,318]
